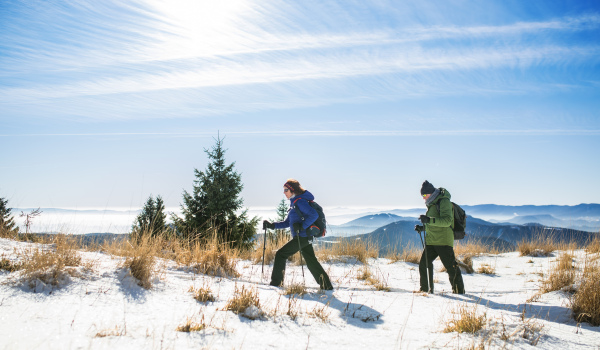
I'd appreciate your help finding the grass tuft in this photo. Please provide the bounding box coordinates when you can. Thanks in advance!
[225,284,262,319]
[444,303,487,334]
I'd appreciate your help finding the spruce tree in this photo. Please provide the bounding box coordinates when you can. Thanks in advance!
[0,197,18,235]
[132,195,168,238]
[174,136,257,248]
[274,199,290,241]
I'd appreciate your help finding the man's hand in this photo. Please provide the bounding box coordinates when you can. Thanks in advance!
[414,225,424,233]
[419,215,431,224]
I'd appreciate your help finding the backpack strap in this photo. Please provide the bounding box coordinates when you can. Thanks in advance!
[292,198,306,223]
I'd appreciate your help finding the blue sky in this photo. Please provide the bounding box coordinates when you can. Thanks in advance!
[1,0,599,212]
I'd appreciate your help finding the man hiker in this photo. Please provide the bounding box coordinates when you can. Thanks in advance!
[263,179,333,290]
[415,180,465,294]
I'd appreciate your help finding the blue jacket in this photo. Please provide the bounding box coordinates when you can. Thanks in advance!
[274,191,318,238]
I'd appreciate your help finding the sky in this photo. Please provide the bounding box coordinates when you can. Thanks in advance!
[1,0,600,213]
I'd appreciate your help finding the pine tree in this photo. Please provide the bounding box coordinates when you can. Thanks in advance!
[132,195,168,238]
[0,197,18,235]
[274,199,290,241]
[173,136,257,248]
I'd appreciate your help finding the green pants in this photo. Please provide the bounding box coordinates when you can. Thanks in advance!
[419,245,465,294]
[270,236,333,290]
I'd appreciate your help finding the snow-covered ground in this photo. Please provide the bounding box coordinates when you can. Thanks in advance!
[1,237,599,350]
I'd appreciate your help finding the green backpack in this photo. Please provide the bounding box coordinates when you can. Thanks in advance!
[436,200,467,240]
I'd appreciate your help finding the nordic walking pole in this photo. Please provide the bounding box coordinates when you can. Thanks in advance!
[419,226,431,293]
[261,227,267,275]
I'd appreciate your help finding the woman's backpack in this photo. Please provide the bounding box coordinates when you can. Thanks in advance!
[293,198,326,237]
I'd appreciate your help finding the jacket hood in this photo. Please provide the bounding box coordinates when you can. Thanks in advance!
[291,190,314,203]
[436,188,451,202]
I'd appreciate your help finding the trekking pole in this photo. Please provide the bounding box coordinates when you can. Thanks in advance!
[298,235,305,281]
[419,227,431,293]
[261,227,267,275]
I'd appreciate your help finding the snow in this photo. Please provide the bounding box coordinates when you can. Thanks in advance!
[1,238,599,349]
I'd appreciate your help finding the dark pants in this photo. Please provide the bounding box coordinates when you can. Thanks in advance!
[270,236,333,290]
[419,245,465,294]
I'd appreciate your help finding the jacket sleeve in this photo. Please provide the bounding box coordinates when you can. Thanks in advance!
[273,215,290,230]
[427,198,453,228]
[296,199,318,229]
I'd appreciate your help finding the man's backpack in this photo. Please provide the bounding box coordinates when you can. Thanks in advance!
[436,200,467,240]
[293,198,326,238]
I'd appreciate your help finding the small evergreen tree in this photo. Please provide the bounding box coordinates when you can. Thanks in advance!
[173,136,257,248]
[273,199,290,241]
[0,196,18,235]
[132,195,168,238]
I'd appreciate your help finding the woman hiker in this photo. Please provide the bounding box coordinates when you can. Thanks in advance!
[263,179,333,290]
[415,180,465,294]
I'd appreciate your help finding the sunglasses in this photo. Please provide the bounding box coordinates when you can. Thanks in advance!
[422,194,428,198]
[284,189,290,192]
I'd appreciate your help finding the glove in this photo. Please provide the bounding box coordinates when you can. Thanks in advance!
[263,220,275,229]
[419,215,431,224]
[293,222,303,233]
[414,225,424,233]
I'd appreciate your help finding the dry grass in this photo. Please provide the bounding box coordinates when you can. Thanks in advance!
[571,257,600,326]
[356,266,390,292]
[477,263,496,275]
[251,235,288,265]
[189,285,216,303]
[308,303,331,322]
[444,302,487,334]
[224,284,262,319]
[539,253,576,293]
[283,283,307,296]
[176,316,208,332]
[16,235,83,289]
[454,238,501,257]
[586,235,600,254]
[316,239,378,264]
[386,244,421,264]
[0,256,22,272]
[517,232,560,257]
[120,236,157,289]
[94,326,126,338]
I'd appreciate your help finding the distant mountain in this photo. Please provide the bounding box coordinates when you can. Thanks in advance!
[329,213,417,236]
[335,204,600,234]
[334,215,596,256]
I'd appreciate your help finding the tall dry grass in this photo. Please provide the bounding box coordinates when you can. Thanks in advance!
[316,239,378,264]
[16,234,83,289]
[539,252,576,293]
[444,302,487,334]
[571,255,600,326]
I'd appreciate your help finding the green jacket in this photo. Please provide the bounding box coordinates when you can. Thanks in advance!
[424,188,454,247]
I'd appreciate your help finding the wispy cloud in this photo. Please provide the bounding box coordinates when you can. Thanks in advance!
[1,1,599,121]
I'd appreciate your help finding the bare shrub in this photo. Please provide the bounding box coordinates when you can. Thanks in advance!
[444,303,487,334]
[317,239,378,264]
[386,244,421,264]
